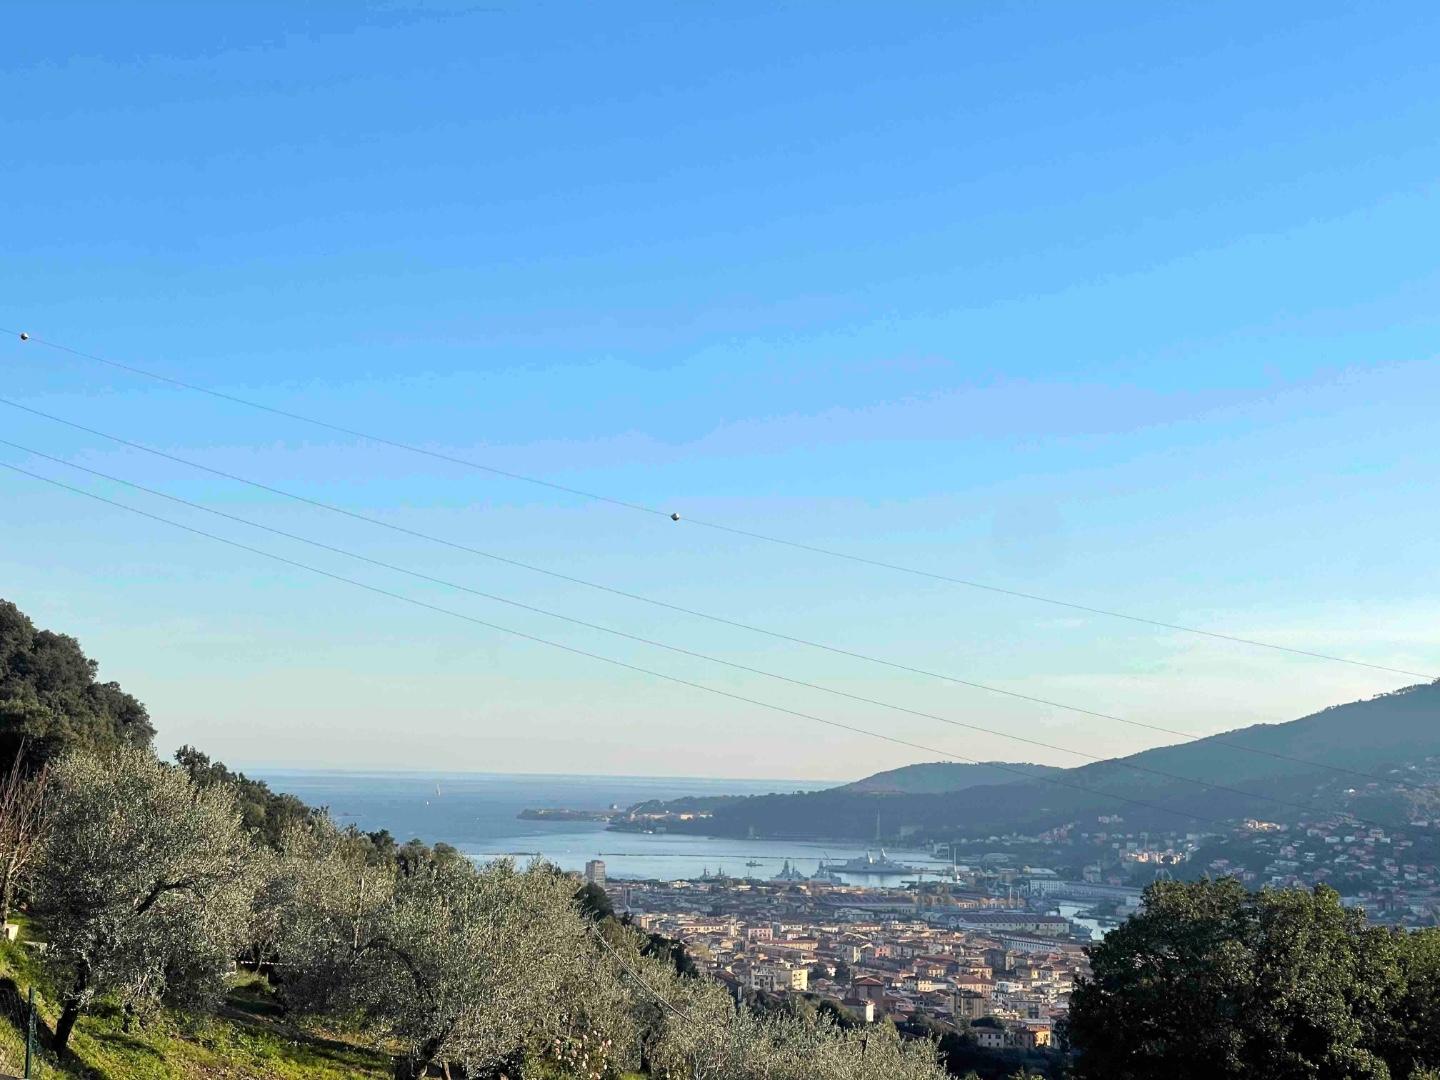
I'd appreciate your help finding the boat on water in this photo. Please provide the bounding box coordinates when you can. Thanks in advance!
[772,859,808,883]
[821,849,920,875]
[745,860,763,868]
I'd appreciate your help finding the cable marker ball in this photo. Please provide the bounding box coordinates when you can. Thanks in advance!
[670,512,680,522]
[18,332,28,341]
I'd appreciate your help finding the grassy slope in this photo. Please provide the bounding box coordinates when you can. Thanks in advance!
[0,937,647,1080]
[0,934,391,1080]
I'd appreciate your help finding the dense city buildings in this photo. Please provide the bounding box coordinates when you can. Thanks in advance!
[613,870,1094,1049]
[591,789,1440,1050]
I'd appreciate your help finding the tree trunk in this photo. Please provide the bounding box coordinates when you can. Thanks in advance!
[0,864,15,927]
[54,999,82,1054]
[53,966,89,1055]
[393,1035,446,1080]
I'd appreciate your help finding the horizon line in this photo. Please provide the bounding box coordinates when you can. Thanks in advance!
[233,763,847,786]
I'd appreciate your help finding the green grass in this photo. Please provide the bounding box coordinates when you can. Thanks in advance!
[0,939,656,1080]
[0,941,392,1079]
[0,942,648,1079]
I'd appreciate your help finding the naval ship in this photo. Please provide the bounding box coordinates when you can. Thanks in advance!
[820,849,919,875]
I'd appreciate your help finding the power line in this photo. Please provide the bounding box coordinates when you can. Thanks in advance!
[679,519,1436,682]
[586,920,692,1023]
[0,395,1412,789]
[5,327,1430,682]
[0,434,1362,823]
[0,457,1256,830]
[5,331,663,517]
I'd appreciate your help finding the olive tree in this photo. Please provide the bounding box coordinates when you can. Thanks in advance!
[34,746,256,1053]
[375,859,633,1078]
[259,818,395,1013]
[271,824,630,1080]
[646,987,946,1080]
[609,920,947,1080]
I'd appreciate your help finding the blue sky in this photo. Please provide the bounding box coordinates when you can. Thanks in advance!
[1,2,1437,779]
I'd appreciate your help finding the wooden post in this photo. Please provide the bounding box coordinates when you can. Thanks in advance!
[24,984,35,1078]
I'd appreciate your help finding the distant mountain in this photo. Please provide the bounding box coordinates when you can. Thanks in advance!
[838,761,1062,795]
[616,682,1440,841]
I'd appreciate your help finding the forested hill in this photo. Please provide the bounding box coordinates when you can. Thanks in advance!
[620,682,1440,841]
[619,761,1059,823]
[839,761,1062,794]
[0,598,314,846]
[0,598,154,765]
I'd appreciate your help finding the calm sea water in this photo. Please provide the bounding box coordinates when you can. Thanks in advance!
[253,769,947,884]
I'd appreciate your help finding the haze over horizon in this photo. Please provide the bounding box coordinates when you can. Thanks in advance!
[3,4,1438,779]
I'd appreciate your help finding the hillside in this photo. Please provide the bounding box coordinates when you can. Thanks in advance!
[0,600,668,1080]
[0,930,392,1080]
[615,760,1059,837]
[0,926,645,1080]
[619,682,1440,841]
[0,599,154,766]
[839,761,1062,795]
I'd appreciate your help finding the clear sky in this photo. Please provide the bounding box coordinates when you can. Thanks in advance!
[1,2,1437,780]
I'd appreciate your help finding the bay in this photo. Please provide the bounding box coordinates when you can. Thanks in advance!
[254,768,948,884]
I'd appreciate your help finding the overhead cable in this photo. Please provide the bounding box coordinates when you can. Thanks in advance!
[0,395,1414,789]
[0,457,1264,830]
[4,327,1430,681]
[0,434,1363,824]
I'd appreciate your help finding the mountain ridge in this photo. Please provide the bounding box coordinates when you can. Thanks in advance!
[616,682,1440,841]
[838,760,1063,795]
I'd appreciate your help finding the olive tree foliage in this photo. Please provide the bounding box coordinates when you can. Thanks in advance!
[600,924,946,1080]
[656,998,945,1080]
[268,818,636,1079]
[34,746,257,1053]
[252,820,388,1013]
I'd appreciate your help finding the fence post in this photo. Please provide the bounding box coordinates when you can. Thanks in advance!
[24,984,35,1078]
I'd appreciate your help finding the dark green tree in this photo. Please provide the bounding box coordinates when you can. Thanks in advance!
[1388,928,1440,1078]
[817,997,862,1029]
[0,599,153,768]
[365,828,399,864]
[394,836,462,877]
[174,745,314,849]
[1066,878,1403,1080]
[574,880,614,922]
[641,929,700,979]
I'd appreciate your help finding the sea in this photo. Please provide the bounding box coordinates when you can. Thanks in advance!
[252,768,952,886]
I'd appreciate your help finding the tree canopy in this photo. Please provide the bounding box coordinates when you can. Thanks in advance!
[0,599,153,767]
[1065,878,1440,1080]
[267,822,640,1079]
[36,746,257,1053]
[174,744,315,850]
